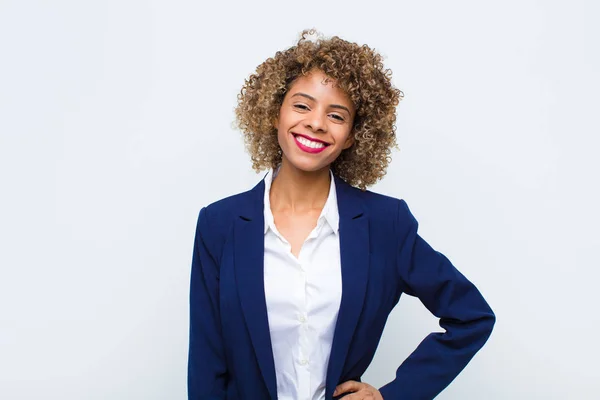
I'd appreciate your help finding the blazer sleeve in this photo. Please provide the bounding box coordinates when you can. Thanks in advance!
[378,200,496,400]
[188,207,228,400]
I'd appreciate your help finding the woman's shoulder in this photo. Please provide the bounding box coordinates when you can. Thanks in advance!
[351,185,407,213]
[198,179,263,229]
[350,185,417,232]
[193,182,262,257]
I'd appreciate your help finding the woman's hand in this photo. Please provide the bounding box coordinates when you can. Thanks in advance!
[333,380,384,399]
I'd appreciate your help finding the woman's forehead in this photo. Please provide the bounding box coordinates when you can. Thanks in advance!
[287,70,353,105]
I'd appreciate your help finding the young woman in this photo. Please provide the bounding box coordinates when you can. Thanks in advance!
[188,29,495,400]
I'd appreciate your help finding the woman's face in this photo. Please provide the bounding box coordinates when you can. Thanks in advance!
[273,69,356,173]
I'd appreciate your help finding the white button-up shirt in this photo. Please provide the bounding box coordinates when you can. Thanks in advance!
[263,167,343,400]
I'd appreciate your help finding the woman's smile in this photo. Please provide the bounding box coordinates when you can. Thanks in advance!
[292,132,330,153]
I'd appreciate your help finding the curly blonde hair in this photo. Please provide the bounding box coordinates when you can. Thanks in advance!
[234,29,403,190]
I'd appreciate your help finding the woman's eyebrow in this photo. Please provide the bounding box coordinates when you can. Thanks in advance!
[291,92,351,114]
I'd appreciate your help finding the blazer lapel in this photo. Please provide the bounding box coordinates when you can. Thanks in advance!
[234,178,278,400]
[326,175,370,399]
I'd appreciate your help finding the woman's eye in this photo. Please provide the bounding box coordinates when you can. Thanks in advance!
[294,104,309,110]
[330,114,344,121]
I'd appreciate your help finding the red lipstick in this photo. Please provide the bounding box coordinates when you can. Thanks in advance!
[292,133,328,154]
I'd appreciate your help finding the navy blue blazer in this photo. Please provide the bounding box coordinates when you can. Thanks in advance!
[188,173,495,400]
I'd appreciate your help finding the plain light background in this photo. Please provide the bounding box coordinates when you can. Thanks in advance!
[1,0,599,399]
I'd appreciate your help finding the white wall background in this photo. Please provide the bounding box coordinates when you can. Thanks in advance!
[1,0,599,399]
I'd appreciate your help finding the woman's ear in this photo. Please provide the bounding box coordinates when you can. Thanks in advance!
[272,116,279,130]
[342,132,355,150]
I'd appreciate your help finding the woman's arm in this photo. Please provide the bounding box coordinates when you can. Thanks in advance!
[378,200,496,399]
[188,207,228,400]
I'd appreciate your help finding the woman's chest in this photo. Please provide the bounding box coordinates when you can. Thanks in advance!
[263,232,342,342]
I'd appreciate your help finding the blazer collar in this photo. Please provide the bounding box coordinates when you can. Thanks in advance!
[234,173,369,399]
[239,172,364,221]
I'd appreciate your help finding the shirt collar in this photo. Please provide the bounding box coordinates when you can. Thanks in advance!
[263,166,339,235]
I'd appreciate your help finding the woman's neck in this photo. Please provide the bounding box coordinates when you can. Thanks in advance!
[269,160,331,213]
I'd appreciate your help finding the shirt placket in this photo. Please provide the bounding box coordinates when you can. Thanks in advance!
[298,229,311,400]
[299,219,326,400]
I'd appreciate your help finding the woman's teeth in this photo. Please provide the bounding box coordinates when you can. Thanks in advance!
[296,136,326,149]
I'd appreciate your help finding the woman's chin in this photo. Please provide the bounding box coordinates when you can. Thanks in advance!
[281,156,331,174]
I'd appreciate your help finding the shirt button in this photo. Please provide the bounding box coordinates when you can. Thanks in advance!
[299,315,306,323]
[300,359,308,366]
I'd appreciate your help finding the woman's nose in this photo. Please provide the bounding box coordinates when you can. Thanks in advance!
[304,111,327,132]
